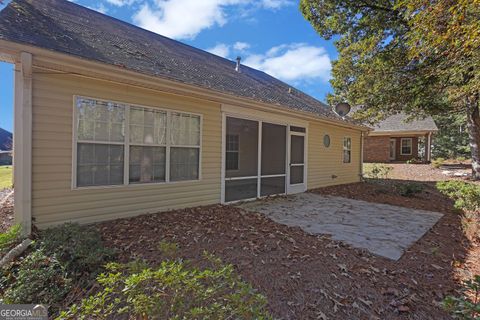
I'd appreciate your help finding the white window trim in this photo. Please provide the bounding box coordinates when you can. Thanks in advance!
[72,95,203,189]
[343,136,352,164]
[225,134,240,171]
[400,138,413,155]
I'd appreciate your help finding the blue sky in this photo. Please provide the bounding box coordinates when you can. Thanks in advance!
[0,0,338,133]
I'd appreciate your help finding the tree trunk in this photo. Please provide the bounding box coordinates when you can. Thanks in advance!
[466,95,480,180]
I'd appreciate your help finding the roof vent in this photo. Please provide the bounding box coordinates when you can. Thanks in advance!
[235,56,241,72]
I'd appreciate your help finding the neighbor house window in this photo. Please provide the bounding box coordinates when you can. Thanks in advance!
[343,137,351,163]
[226,134,239,170]
[74,97,201,187]
[401,138,412,155]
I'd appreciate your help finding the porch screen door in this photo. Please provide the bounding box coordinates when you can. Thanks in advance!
[288,131,306,194]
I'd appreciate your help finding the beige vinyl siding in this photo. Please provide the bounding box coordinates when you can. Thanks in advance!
[30,65,364,228]
[31,69,222,228]
[307,121,361,189]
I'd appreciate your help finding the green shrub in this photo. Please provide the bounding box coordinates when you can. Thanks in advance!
[398,183,424,197]
[443,275,480,319]
[58,253,272,320]
[456,157,467,163]
[2,250,72,312]
[39,223,115,282]
[437,181,480,212]
[0,224,21,254]
[432,157,446,168]
[364,164,393,179]
[157,240,179,257]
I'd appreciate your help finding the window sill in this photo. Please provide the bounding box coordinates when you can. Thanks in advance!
[72,178,202,191]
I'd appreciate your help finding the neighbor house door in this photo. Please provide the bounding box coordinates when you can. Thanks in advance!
[389,139,396,160]
[287,128,307,194]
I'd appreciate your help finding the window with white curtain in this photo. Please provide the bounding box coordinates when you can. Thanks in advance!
[76,98,125,187]
[74,97,201,187]
[129,107,167,184]
[169,112,200,181]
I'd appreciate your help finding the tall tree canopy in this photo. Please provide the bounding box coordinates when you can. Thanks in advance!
[300,0,480,178]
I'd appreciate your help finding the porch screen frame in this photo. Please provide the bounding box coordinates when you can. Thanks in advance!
[221,110,308,203]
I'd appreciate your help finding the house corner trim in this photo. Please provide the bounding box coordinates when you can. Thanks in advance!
[14,52,32,235]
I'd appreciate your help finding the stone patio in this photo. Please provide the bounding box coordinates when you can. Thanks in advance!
[238,193,443,260]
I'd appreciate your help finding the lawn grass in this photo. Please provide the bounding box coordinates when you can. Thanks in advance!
[0,166,13,190]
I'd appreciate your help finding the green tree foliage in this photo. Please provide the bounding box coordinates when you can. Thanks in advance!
[433,113,470,159]
[300,0,480,179]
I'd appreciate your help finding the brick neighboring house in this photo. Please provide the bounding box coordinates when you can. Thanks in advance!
[360,113,438,163]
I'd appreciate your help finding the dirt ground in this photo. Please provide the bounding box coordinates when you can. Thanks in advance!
[376,163,477,183]
[1,164,478,319]
[0,188,14,232]
[99,180,479,320]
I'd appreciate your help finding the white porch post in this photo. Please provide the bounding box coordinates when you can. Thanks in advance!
[426,132,432,162]
[13,52,32,235]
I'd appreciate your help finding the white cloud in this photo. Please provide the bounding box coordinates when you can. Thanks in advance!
[259,0,292,9]
[132,0,291,40]
[133,0,245,39]
[206,43,231,58]
[233,41,250,51]
[243,43,331,82]
[206,41,251,58]
[105,0,136,6]
[88,3,108,13]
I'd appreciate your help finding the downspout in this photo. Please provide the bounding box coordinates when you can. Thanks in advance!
[360,132,364,180]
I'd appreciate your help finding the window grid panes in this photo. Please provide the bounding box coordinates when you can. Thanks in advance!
[75,97,201,187]
[226,134,239,170]
[343,137,351,163]
[129,107,167,145]
[401,138,412,155]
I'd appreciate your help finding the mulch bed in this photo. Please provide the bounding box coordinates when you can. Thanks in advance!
[382,163,478,184]
[98,181,479,319]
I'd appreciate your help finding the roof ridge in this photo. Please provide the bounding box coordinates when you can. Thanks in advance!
[0,0,344,122]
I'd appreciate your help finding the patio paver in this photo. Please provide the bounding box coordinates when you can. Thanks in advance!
[237,193,443,260]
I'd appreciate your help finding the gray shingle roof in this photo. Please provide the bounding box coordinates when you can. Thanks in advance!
[371,113,438,132]
[0,0,358,125]
[351,106,438,132]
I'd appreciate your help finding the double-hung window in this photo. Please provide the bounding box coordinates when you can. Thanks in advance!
[343,137,352,163]
[400,138,412,155]
[170,112,201,181]
[74,97,201,188]
[225,134,239,170]
[129,107,167,184]
[76,98,125,187]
